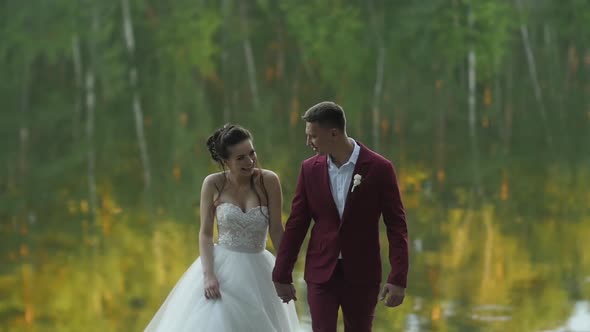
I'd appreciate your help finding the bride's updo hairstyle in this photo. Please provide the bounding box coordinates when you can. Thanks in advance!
[205,124,269,221]
[206,124,252,165]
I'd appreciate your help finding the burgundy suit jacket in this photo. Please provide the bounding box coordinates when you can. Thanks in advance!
[272,142,409,287]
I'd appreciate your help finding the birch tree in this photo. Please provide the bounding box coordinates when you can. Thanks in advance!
[122,0,152,195]
[467,7,482,196]
[368,0,386,152]
[240,1,260,112]
[86,6,98,227]
[514,0,552,146]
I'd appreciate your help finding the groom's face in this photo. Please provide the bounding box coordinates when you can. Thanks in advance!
[305,122,334,155]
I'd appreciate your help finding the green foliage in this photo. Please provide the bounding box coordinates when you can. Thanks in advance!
[150,1,222,77]
[398,0,515,79]
[279,0,368,85]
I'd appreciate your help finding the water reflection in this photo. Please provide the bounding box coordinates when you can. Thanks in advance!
[1,169,589,332]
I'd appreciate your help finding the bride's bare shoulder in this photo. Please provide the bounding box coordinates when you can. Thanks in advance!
[202,172,227,189]
[258,169,280,184]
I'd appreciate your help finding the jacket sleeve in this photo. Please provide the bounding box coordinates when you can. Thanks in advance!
[272,163,312,283]
[380,161,409,288]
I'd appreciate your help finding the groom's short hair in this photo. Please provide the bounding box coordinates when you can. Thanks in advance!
[302,101,346,131]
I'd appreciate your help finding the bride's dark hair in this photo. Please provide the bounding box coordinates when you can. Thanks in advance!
[206,124,269,221]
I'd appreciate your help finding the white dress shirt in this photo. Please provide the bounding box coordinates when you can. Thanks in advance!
[328,138,360,259]
[327,138,360,219]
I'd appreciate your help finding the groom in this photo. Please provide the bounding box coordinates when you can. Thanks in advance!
[273,101,409,332]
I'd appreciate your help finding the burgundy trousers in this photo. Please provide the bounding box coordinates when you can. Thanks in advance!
[306,260,381,332]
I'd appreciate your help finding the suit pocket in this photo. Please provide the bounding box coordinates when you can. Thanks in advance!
[307,241,324,255]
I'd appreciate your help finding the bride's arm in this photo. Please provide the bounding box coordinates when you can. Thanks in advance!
[199,174,221,299]
[264,170,284,252]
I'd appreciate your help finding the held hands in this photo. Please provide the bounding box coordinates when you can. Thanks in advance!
[203,273,221,300]
[380,283,405,307]
[274,282,297,303]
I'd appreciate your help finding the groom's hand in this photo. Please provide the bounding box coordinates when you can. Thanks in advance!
[274,282,297,303]
[380,283,405,307]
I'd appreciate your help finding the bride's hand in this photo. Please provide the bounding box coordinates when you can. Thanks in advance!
[203,273,221,299]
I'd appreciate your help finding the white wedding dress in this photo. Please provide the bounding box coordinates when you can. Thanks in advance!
[145,203,300,332]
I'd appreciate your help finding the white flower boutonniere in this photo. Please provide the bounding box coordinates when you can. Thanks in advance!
[351,174,362,192]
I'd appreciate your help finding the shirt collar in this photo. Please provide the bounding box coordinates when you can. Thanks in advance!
[328,138,360,169]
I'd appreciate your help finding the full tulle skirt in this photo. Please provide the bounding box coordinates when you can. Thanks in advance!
[145,245,300,332]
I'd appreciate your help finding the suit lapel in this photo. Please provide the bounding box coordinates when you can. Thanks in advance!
[340,144,371,227]
[312,155,339,218]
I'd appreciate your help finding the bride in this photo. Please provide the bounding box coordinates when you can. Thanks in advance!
[145,124,300,332]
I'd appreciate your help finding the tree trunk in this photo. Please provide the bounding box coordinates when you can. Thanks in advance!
[435,74,447,192]
[72,34,83,140]
[288,70,300,144]
[514,0,552,146]
[240,1,260,112]
[468,8,482,197]
[371,46,385,152]
[519,19,546,119]
[18,64,30,192]
[18,62,35,326]
[504,57,514,155]
[368,0,385,151]
[85,71,98,223]
[85,3,100,229]
[393,74,408,187]
[122,0,152,194]
[221,0,232,122]
[494,64,503,146]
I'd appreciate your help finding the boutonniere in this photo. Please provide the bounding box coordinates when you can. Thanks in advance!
[351,174,362,192]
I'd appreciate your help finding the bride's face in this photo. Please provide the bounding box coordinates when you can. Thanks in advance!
[224,139,257,176]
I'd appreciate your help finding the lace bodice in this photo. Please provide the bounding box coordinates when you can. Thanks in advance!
[216,203,269,253]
